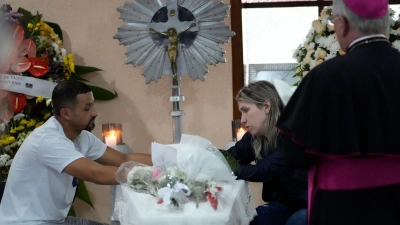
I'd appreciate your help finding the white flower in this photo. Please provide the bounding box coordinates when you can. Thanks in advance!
[325,52,337,61]
[61,48,67,57]
[13,113,25,121]
[0,154,11,167]
[127,166,153,184]
[304,28,315,43]
[5,158,12,166]
[292,44,302,59]
[315,47,327,59]
[312,20,325,34]
[3,145,10,152]
[307,42,315,50]
[310,59,317,69]
[196,173,211,182]
[392,40,400,51]
[328,41,341,55]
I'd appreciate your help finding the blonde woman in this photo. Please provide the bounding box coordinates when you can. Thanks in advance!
[227,80,307,225]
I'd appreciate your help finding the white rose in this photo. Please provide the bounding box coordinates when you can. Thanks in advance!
[312,20,325,34]
[316,48,327,59]
[302,56,312,65]
[392,40,400,52]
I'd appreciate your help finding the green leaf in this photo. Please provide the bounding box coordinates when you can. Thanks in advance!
[218,149,240,172]
[16,8,34,23]
[71,65,103,80]
[75,179,94,208]
[68,205,76,216]
[89,85,118,100]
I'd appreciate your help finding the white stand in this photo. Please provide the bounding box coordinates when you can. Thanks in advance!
[109,144,133,225]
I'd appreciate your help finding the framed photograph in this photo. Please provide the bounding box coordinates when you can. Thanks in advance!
[246,63,300,86]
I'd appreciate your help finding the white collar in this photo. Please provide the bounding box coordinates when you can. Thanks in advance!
[348,34,387,49]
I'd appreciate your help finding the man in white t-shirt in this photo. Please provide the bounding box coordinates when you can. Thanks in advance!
[0,80,152,224]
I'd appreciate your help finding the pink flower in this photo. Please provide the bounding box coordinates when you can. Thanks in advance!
[152,168,161,179]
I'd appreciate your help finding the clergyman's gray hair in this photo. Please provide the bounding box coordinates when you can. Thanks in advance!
[332,0,389,35]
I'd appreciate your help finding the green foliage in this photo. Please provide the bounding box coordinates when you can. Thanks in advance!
[68,179,94,216]
[218,149,239,173]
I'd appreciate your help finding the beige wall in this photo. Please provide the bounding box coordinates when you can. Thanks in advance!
[3,0,263,223]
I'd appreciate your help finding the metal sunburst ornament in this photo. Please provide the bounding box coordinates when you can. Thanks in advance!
[114,0,235,143]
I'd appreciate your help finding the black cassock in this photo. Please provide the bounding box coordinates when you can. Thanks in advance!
[276,38,400,225]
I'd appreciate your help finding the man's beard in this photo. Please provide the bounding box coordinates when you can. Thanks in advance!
[85,117,96,132]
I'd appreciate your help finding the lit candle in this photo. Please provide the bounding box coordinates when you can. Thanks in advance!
[105,130,117,146]
[236,128,246,141]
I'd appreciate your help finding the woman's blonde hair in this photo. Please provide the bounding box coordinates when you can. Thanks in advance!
[236,80,284,159]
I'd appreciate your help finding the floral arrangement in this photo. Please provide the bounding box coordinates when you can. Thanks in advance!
[126,166,223,210]
[0,4,116,183]
[292,6,400,80]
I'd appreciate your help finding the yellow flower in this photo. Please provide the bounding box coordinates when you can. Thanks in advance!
[27,120,36,128]
[9,129,16,134]
[16,126,25,131]
[19,119,28,125]
[65,72,70,80]
[35,121,44,128]
[43,112,51,120]
[62,56,68,65]
[69,62,75,73]
[36,96,44,104]
[27,23,33,29]
[46,98,52,107]
[6,136,15,144]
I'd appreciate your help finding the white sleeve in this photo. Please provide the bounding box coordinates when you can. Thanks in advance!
[75,131,107,160]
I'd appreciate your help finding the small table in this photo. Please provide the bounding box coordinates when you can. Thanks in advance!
[112,180,256,225]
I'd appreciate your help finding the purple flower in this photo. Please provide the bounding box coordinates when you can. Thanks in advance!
[0,4,22,24]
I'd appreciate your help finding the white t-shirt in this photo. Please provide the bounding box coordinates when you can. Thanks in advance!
[0,116,107,224]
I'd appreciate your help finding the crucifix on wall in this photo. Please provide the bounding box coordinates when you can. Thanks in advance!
[114,0,235,143]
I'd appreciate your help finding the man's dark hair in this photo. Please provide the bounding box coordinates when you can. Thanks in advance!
[52,80,92,116]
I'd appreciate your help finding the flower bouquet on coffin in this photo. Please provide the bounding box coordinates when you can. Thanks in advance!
[115,134,235,211]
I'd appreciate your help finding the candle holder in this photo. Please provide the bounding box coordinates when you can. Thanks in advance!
[102,123,123,146]
[231,119,246,142]
[102,123,133,224]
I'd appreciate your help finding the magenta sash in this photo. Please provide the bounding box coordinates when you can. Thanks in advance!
[308,155,400,224]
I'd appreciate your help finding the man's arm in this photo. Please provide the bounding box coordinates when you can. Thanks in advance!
[63,158,120,185]
[95,146,152,166]
[63,147,152,185]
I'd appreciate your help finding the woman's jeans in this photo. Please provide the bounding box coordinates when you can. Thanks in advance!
[250,202,307,225]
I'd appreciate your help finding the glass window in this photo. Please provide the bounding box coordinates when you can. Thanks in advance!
[242,7,318,64]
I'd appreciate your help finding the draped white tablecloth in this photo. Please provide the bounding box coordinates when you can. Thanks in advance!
[113,180,256,225]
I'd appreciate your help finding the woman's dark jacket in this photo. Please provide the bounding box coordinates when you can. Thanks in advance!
[227,132,307,211]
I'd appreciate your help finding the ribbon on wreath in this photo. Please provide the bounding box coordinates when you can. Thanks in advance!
[0,74,56,99]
